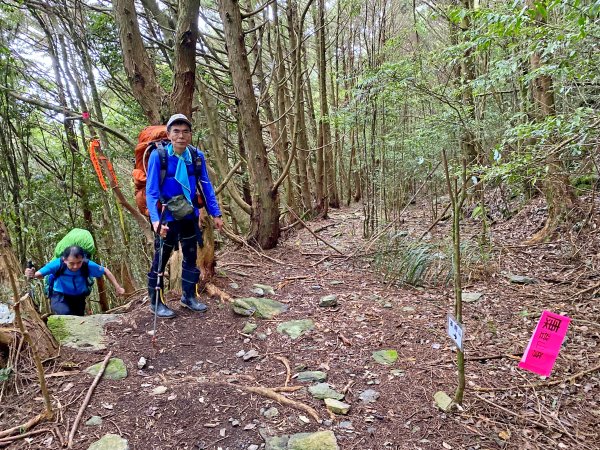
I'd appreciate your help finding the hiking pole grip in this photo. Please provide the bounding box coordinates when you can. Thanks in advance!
[27,260,34,269]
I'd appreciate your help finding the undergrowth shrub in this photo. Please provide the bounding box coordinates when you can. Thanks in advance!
[373,232,493,286]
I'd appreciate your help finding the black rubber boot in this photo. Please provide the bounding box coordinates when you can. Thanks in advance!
[148,273,176,319]
[180,268,207,312]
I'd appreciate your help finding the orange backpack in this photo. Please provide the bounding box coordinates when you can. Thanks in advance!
[132,125,168,217]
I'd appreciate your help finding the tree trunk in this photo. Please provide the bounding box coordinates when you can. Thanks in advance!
[526,0,578,243]
[171,0,200,118]
[113,0,165,124]
[218,0,280,249]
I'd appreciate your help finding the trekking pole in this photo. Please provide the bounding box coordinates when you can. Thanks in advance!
[26,260,35,301]
[151,210,166,348]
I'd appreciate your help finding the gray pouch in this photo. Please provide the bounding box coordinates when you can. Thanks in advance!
[165,194,194,220]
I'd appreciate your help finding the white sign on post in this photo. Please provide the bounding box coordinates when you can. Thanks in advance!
[447,314,464,351]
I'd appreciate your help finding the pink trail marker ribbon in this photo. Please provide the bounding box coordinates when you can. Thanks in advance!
[519,310,570,377]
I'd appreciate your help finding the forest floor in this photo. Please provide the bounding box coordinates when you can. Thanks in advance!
[1,196,600,450]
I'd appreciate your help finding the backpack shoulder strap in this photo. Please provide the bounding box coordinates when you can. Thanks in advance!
[156,142,168,186]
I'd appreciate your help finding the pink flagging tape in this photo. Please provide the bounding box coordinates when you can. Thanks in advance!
[519,310,571,377]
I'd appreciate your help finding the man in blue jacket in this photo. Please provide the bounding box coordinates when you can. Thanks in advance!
[146,113,224,318]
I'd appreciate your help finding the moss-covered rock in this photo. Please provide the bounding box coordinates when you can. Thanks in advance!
[47,314,121,351]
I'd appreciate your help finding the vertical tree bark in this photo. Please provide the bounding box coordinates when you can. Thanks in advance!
[113,0,165,124]
[218,0,280,249]
[287,0,313,212]
[171,0,200,117]
[526,0,578,243]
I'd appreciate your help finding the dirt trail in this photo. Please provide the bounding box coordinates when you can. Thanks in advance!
[3,202,599,449]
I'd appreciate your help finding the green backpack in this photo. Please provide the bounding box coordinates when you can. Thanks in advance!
[44,229,97,298]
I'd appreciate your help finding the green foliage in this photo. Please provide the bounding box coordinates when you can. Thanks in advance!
[0,367,12,383]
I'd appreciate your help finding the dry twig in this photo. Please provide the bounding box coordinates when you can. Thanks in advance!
[67,351,113,448]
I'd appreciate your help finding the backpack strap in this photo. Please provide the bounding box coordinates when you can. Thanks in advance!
[190,148,207,210]
[47,260,67,298]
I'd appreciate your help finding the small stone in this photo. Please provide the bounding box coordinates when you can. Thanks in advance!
[243,423,257,430]
[86,358,127,380]
[319,295,338,307]
[339,420,354,430]
[242,349,259,361]
[330,280,343,285]
[168,394,177,401]
[324,398,351,415]
[87,434,129,450]
[372,349,398,365]
[308,383,344,400]
[263,407,279,419]
[253,284,275,295]
[137,357,147,369]
[85,415,103,426]
[402,306,416,313]
[231,420,240,427]
[257,333,268,341]
[358,389,380,404]
[298,415,310,424]
[152,386,168,395]
[248,445,259,450]
[432,343,441,350]
[509,275,536,284]
[229,282,240,290]
[434,391,453,412]
[242,322,258,334]
[383,303,392,308]
[296,371,327,382]
[463,292,483,303]
[236,350,246,358]
[277,319,315,339]
[311,285,322,290]
[250,287,265,297]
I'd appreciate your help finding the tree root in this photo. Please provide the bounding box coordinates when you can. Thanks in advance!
[238,385,320,423]
[274,356,291,386]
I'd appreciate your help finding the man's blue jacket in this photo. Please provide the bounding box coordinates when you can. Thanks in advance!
[146,143,222,223]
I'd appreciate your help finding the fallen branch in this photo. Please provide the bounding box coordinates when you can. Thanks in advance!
[67,351,113,448]
[205,282,233,303]
[0,413,46,440]
[274,356,291,386]
[286,207,344,255]
[471,362,600,392]
[0,427,52,446]
[239,385,320,423]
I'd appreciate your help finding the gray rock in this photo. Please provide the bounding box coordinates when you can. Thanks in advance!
[288,431,339,450]
[85,358,127,380]
[137,357,147,369]
[296,371,327,382]
[324,398,351,415]
[277,319,314,339]
[509,275,536,285]
[263,407,279,419]
[152,386,167,395]
[308,383,344,400]
[248,445,259,450]
[47,314,121,351]
[242,322,258,334]
[463,292,483,303]
[401,306,416,313]
[257,333,268,341]
[372,349,398,365]
[253,284,275,295]
[329,280,343,285]
[338,420,354,430]
[236,350,246,357]
[87,434,129,450]
[383,303,392,308]
[242,349,259,361]
[434,391,453,412]
[358,389,380,403]
[232,298,288,319]
[319,295,338,307]
[85,415,103,426]
[229,282,240,290]
[264,435,289,450]
[250,287,265,297]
